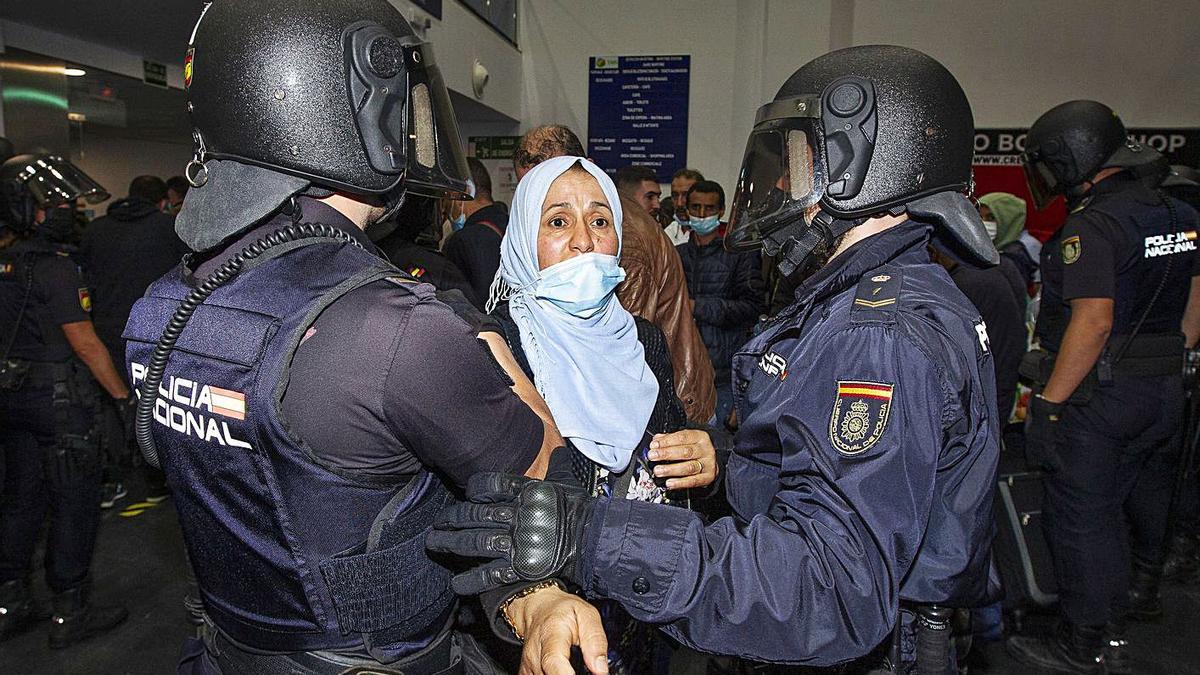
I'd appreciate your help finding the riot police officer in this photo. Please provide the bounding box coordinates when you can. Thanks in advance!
[428,45,1001,673]
[125,1,570,673]
[0,154,131,647]
[1006,102,1200,674]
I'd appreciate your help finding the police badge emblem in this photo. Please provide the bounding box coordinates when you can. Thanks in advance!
[1061,236,1081,265]
[830,380,894,455]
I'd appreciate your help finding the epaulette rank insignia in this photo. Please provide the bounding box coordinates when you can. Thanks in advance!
[851,269,902,322]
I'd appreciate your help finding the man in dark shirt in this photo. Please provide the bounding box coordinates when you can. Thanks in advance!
[0,155,131,647]
[1009,101,1200,672]
[80,175,187,504]
[442,157,508,306]
[80,176,189,372]
[931,245,1027,422]
[121,3,599,670]
[184,197,544,484]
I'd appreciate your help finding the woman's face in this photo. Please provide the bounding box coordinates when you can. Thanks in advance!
[536,169,618,270]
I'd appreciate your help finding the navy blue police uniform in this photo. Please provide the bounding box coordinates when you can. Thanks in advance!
[575,221,999,666]
[1033,172,1200,627]
[0,235,105,596]
[124,199,543,672]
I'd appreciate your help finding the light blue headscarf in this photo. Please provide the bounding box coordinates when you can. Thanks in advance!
[487,156,658,472]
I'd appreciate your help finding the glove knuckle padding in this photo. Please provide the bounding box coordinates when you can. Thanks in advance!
[513,482,568,579]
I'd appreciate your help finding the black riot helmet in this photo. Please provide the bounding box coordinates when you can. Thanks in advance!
[727,45,994,273]
[179,0,472,250]
[0,154,109,234]
[1021,100,1160,210]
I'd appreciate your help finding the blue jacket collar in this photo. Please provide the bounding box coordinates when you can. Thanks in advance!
[796,220,932,305]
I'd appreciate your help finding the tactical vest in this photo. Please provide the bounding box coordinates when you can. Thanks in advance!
[123,236,455,660]
[1089,188,1197,338]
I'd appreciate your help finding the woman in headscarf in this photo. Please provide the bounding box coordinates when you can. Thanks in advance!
[486,156,723,672]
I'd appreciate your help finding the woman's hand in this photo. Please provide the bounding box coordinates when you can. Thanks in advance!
[507,586,609,675]
[648,429,720,489]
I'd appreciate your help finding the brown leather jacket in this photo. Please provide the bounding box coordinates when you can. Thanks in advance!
[616,195,716,423]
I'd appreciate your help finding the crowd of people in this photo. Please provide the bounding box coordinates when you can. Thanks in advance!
[2,2,1200,674]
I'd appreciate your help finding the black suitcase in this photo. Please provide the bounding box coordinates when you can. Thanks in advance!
[994,469,1059,612]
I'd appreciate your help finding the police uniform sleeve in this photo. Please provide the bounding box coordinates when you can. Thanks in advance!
[383,299,544,491]
[1060,213,1118,300]
[36,255,92,325]
[579,326,948,665]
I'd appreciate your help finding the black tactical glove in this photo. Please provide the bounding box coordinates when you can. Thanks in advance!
[1025,394,1064,472]
[116,396,138,444]
[427,473,595,596]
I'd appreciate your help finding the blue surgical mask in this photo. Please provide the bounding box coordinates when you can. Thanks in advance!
[688,214,721,235]
[534,252,626,319]
[451,213,467,231]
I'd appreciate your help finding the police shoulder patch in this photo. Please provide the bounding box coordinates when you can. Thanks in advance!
[851,268,903,324]
[78,287,92,312]
[1061,236,1081,265]
[830,380,894,455]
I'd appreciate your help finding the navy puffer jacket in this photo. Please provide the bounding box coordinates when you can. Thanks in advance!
[676,234,765,382]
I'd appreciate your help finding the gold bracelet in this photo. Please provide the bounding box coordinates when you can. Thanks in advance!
[499,579,563,642]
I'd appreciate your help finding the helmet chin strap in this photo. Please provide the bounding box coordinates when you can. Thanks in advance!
[764,208,863,277]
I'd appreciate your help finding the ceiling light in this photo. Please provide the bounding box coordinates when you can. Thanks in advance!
[63,67,87,77]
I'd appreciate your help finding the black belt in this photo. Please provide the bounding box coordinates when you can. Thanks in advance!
[25,360,74,384]
[209,627,463,675]
[1023,334,1184,384]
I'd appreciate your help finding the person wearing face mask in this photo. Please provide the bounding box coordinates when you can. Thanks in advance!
[443,158,510,307]
[483,156,726,673]
[978,191,1041,292]
[0,154,131,647]
[675,179,766,426]
[662,168,704,246]
[512,125,717,426]
[430,45,1001,674]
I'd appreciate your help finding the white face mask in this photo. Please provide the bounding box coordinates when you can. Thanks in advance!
[533,252,627,319]
[982,218,998,240]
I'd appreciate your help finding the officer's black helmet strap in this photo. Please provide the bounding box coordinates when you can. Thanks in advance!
[764,210,860,278]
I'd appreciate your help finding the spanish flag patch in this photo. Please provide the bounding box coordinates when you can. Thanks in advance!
[830,380,894,455]
[209,387,246,421]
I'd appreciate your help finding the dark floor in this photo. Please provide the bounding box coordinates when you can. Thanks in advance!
[4,472,1200,674]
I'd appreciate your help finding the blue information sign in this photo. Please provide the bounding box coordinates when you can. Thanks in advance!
[587,55,690,183]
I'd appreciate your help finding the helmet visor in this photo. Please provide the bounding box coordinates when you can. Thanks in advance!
[1020,151,1059,211]
[402,41,472,200]
[16,156,109,207]
[726,116,826,251]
